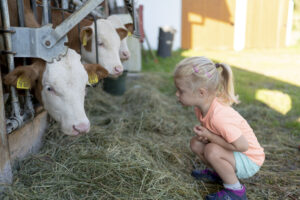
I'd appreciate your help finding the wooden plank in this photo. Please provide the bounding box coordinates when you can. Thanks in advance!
[181,0,235,50]
[8,111,48,164]
[245,0,289,48]
[0,71,13,185]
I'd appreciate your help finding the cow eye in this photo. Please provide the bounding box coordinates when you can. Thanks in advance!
[47,86,53,92]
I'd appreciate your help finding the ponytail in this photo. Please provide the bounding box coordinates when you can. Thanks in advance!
[217,63,239,105]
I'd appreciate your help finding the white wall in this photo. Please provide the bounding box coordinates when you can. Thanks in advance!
[138,0,182,50]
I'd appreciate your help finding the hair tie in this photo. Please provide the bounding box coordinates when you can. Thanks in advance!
[193,66,199,73]
[215,63,221,68]
[206,72,212,78]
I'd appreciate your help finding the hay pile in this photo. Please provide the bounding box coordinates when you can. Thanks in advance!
[1,73,299,199]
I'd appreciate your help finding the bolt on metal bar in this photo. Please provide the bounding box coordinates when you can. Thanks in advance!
[43,0,104,49]
[0,0,23,133]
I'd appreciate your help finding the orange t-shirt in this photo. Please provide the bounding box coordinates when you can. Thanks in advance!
[195,97,265,166]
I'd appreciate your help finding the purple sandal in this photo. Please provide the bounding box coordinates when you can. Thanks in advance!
[191,168,222,184]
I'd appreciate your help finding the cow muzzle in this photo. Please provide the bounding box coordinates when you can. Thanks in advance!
[72,122,90,135]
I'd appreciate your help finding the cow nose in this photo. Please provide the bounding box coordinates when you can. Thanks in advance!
[122,51,130,59]
[114,66,123,74]
[73,122,90,134]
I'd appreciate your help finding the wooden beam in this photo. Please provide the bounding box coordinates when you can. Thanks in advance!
[0,71,13,185]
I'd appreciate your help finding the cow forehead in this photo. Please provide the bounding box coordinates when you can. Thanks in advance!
[43,49,88,87]
[96,20,120,41]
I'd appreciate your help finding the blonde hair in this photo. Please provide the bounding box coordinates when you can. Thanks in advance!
[174,56,239,105]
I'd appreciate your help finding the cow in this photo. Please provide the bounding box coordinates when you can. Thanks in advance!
[4,49,108,135]
[2,0,109,136]
[35,7,128,77]
[107,15,134,62]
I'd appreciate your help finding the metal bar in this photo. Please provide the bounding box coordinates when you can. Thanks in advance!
[42,0,49,25]
[17,0,35,120]
[62,0,69,10]
[91,15,99,64]
[0,0,22,125]
[43,0,104,49]
[17,0,26,27]
[30,0,38,19]
[72,0,102,18]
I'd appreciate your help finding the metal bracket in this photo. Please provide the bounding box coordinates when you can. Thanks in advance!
[43,0,104,49]
[10,24,68,62]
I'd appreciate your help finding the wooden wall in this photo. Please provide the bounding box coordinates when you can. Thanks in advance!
[181,0,236,50]
[181,0,290,50]
[245,0,290,48]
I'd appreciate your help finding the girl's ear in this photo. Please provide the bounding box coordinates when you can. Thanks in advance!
[198,88,207,97]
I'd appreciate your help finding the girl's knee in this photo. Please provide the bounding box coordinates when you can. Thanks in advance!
[204,143,221,160]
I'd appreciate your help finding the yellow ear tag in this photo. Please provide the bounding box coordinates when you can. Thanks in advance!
[128,32,132,36]
[82,32,87,46]
[16,75,31,89]
[88,72,98,84]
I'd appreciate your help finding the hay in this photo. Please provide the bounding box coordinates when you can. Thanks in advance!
[1,73,299,199]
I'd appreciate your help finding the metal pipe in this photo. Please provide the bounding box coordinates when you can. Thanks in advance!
[17,0,35,120]
[42,0,49,25]
[72,0,102,18]
[0,0,23,133]
[30,0,38,19]
[62,0,69,10]
[131,0,140,38]
[91,15,99,64]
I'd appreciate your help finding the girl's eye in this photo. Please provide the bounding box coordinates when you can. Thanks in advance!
[98,42,104,46]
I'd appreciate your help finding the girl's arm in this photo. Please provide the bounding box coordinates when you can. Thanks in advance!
[194,125,248,152]
[209,133,248,152]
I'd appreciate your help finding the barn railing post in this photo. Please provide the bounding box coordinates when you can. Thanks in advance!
[17,0,35,120]
[0,0,24,133]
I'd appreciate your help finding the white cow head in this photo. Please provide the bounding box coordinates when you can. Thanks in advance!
[107,15,134,61]
[4,49,108,136]
[79,19,128,77]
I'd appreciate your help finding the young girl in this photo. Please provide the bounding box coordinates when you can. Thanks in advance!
[174,57,265,200]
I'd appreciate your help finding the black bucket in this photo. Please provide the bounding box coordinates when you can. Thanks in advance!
[157,26,176,58]
[103,71,127,95]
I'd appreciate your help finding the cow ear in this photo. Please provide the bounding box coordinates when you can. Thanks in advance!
[84,64,109,84]
[4,65,39,89]
[80,27,93,52]
[116,28,128,40]
[124,23,134,34]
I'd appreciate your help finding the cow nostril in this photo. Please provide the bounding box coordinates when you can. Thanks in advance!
[114,66,123,73]
[73,122,90,134]
[122,52,128,57]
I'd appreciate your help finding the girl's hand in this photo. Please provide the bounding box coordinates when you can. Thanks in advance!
[193,125,212,143]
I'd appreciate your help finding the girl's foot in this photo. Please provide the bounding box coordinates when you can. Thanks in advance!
[191,168,222,184]
[205,185,247,200]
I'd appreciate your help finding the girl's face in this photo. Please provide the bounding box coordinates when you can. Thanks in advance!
[175,78,198,106]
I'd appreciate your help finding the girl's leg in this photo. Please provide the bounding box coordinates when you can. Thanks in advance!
[190,136,211,167]
[204,143,238,184]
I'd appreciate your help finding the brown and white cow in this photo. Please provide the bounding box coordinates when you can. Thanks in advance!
[4,49,108,135]
[107,15,134,62]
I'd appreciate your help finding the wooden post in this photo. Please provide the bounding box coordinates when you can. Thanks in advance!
[0,71,13,186]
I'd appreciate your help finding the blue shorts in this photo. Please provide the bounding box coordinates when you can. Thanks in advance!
[234,152,260,179]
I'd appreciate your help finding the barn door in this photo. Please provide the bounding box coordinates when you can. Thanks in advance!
[245,0,289,48]
[181,0,236,50]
